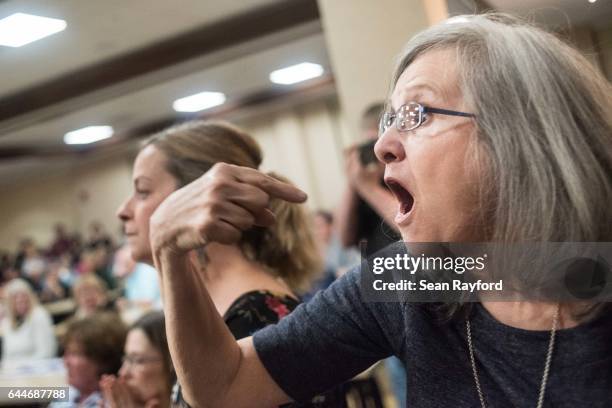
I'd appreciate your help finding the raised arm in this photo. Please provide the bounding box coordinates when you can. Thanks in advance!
[149,163,304,407]
[335,148,398,248]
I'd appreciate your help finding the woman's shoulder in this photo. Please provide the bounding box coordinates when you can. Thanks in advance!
[223,290,300,339]
[30,305,53,324]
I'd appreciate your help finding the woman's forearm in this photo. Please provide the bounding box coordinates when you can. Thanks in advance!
[154,248,241,407]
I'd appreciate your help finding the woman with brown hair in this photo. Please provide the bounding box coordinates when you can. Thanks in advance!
[116,121,327,405]
[50,312,126,407]
[100,311,175,408]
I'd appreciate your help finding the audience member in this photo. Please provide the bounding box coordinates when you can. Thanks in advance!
[336,104,408,405]
[86,221,114,251]
[1,278,56,360]
[116,121,349,406]
[49,312,126,408]
[39,259,71,303]
[100,311,174,408]
[47,223,73,258]
[113,244,162,315]
[13,238,31,272]
[335,103,399,256]
[144,14,612,407]
[20,240,46,292]
[301,210,360,301]
[75,248,114,289]
[72,274,112,318]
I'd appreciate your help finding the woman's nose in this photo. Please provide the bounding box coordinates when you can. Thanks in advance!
[116,197,132,222]
[374,128,405,164]
[118,362,130,378]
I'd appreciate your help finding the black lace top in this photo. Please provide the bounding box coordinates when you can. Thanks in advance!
[172,290,347,407]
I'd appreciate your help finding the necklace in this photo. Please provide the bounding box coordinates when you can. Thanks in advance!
[466,304,560,408]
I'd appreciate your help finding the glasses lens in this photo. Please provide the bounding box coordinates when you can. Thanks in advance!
[379,111,394,135]
[397,103,421,131]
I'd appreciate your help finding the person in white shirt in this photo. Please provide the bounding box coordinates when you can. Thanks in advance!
[1,278,56,360]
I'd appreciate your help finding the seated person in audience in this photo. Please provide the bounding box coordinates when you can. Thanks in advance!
[77,248,116,290]
[301,210,360,301]
[113,243,162,313]
[20,240,47,293]
[47,223,73,258]
[116,121,346,405]
[56,274,113,339]
[100,311,174,408]
[72,273,112,318]
[86,221,114,251]
[49,312,126,408]
[40,259,70,303]
[1,278,56,360]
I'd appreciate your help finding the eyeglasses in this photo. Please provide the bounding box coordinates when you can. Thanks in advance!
[379,102,475,135]
[121,354,162,367]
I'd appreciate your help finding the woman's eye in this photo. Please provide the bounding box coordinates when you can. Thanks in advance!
[136,190,150,198]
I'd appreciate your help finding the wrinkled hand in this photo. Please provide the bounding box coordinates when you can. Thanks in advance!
[345,147,383,191]
[149,163,307,254]
[100,375,159,408]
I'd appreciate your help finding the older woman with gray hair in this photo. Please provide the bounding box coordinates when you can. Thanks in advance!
[1,278,56,360]
[148,13,611,407]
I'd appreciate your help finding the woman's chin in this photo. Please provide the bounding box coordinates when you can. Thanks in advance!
[127,246,150,264]
[399,228,434,243]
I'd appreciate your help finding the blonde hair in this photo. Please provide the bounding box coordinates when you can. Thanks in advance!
[143,120,321,292]
[73,273,108,296]
[4,278,39,327]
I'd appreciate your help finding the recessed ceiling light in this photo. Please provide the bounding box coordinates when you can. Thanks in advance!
[64,126,114,145]
[173,91,226,112]
[269,62,324,85]
[0,13,66,48]
[588,0,597,3]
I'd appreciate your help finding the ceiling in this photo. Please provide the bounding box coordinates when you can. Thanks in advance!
[485,0,612,30]
[0,0,330,187]
[0,0,610,188]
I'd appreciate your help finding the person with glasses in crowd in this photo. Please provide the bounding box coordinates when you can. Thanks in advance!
[146,13,611,407]
[100,311,174,408]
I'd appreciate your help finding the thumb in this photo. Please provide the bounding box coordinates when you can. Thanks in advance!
[144,399,161,408]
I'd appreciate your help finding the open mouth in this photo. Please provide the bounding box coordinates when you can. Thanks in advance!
[385,178,415,215]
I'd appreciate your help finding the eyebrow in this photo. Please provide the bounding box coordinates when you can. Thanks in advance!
[133,176,153,186]
[390,82,447,108]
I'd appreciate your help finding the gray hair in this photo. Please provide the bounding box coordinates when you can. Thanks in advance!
[391,13,612,320]
[392,13,612,243]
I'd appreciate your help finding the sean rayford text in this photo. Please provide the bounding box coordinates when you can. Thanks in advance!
[372,279,503,292]
[370,253,487,275]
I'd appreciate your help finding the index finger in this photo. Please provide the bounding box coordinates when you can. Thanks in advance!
[231,167,308,203]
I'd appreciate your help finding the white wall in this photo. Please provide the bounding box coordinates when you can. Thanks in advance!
[242,98,347,211]
[0,156,133,252]
[0,97,349,252]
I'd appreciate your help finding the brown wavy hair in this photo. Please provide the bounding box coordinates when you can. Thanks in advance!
[63,312,127,376]
[143,120,321,293]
